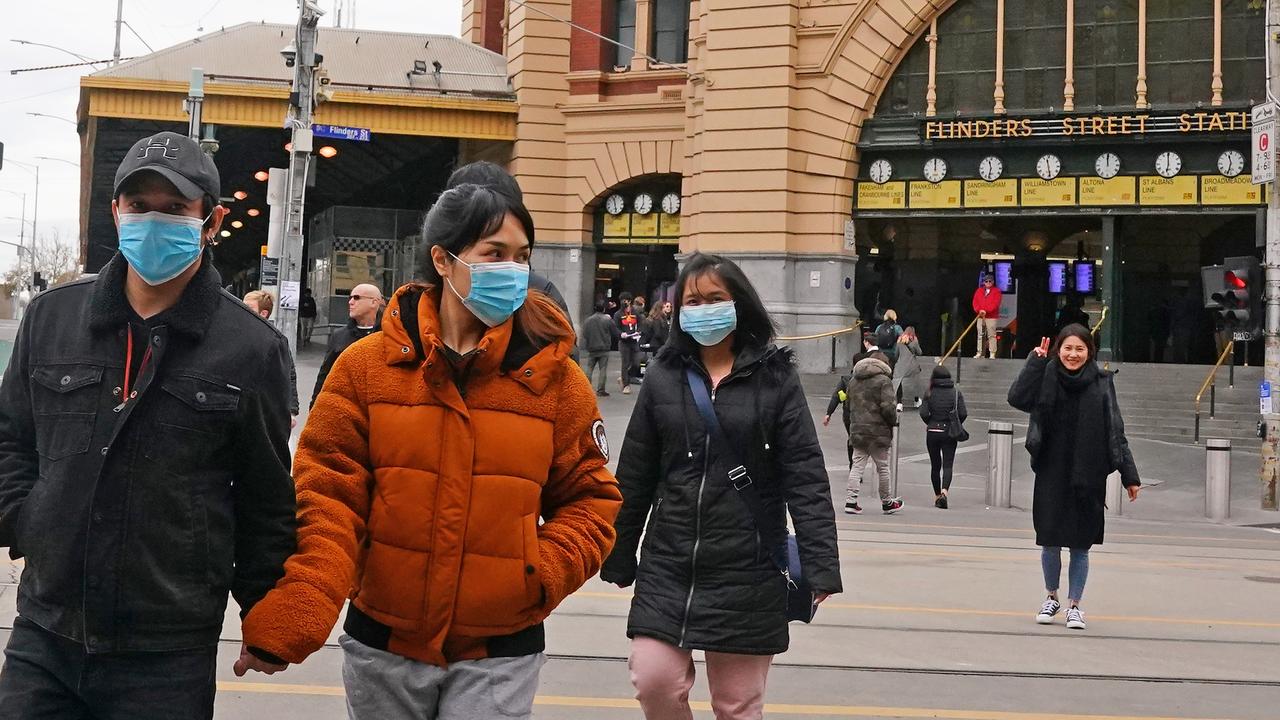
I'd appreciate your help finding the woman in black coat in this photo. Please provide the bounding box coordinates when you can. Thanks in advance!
[918,365,966,509]
[1007,325,1141,632]
[601,253,841,719]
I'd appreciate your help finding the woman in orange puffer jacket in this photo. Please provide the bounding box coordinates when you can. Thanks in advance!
[239,184,622,719]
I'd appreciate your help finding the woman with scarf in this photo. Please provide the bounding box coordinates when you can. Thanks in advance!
[601,252,841,720]
[1007,325,1140,631]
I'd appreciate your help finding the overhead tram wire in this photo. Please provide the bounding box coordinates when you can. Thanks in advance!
[506,0,697,78]
[9,58,136,75]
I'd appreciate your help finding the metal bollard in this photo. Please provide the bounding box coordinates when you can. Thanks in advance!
[1104,472,1123,517]
[1205,438,1232,520]
[889,418,900,499]
[987,421,1013,508]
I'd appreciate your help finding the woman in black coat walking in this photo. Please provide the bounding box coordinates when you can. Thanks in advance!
[601,253,842,720]
[918,365,966,509]
[1007,325,1141,631]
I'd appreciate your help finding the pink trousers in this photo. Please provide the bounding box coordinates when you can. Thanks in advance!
[628,636,773,720]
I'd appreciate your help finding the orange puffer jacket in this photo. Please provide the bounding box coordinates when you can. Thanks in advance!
[243,285,621,667]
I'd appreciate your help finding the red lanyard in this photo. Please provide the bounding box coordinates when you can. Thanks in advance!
[122,327,153,400]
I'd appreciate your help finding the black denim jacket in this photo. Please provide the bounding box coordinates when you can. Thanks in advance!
[0,252,296,653]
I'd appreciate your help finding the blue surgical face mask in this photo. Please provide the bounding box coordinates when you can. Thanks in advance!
[117,210,209,285]
[679,300,737,346]
[446,252,530,327]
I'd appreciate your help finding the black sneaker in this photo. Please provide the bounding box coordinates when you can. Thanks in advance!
[844,501,862,515]
[1036,596,1061,624]
[596,391,610,397]
[938,494,948,509]
[881,499,903,514]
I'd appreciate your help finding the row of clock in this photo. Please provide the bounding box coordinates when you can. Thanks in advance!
[604,192,682,216]
[867,150,1247,185]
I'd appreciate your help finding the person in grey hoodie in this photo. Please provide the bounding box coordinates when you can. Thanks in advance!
[581,302,620,396]
[844,351,904,515]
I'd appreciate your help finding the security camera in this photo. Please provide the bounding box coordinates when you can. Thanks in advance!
[199,138,220,155]
[281,42,297,68]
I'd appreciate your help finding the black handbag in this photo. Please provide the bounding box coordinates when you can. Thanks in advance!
[685,367,818,623]
[947,401,970,442]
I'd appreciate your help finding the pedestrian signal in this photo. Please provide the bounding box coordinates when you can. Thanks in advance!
[1206,256,1263,338]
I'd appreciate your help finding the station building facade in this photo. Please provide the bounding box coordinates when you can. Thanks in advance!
[466,0,1266,368]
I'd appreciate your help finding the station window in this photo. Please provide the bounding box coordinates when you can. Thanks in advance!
[874,40,930,116]
[1221,0,1266,105]
[614,0,637,69]
[1146,0,1214,108]
[651,0,690,65]
[934,0,998,115]
[1072,0,1139,109]
[1002,2,1066,113]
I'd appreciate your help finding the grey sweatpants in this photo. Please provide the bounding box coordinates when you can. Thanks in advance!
[341,634,545,719]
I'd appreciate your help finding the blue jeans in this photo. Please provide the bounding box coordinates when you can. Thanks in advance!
[0,616,217,719]
[1041,547,1090,603]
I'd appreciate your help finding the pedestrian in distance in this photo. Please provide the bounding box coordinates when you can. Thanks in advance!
[875,309,903,365]
[601,252,841,720]
[299,286,318,347]
[823,332,878,467]
[0,131,297,718]
[309,282,384,408]
[237,183,622,720]
[844,350,905,515]
[894,325,925,407]
[918,365,967,509]
[581,301,620,396]
[641,299,673,352]
[243,290,301,427]
[1007,325,1141,631]
[972,273,1002,358]
[614,292,642,394]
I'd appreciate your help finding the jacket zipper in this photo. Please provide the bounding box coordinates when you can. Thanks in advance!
[679,387,714,647]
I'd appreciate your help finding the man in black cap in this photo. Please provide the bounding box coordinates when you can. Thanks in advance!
[0,131,296,717]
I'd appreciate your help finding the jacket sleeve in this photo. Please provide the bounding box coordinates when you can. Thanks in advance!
[242,348,373,664]
[774,368,842,594]
[600,376,661,587]
[957,390,968,423]
[825,376,847,417]
[1007,356,1049,412]
[0,309,39,551]
[971,289,982,314]
[918,395,932,424]
[309,336,341,409]
[537,362,623,614]
[230,334,298,617]
[877,377,897,427]
[1108,379,1141,487]
[288,357,300,416]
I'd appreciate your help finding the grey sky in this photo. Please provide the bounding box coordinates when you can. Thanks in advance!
[0,0,464,274]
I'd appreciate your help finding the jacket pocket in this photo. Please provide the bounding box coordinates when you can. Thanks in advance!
[522,513,544,609]
[31,363,103,461]
[146,376,241,465]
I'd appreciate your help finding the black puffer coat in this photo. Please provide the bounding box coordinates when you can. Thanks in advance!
[600,343,842,655]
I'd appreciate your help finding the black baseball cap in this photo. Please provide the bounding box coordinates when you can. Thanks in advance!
[114,131,220,201]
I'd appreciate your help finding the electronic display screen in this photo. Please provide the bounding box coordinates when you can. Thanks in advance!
[978,262,1015,293]
[1047,261,1068,294]
[1074,261,1096,294]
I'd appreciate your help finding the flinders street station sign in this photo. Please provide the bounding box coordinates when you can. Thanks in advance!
[923,110,1251,141]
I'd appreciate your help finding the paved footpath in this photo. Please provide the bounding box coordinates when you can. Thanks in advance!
[0,344,1277,718]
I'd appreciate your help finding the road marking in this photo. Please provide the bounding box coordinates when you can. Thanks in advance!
[571,592,1280,629]
[215,683,1234,719]
[834,520,1280,546]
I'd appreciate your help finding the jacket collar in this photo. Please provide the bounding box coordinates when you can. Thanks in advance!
[88,251,223,339]
[381,284,574,395]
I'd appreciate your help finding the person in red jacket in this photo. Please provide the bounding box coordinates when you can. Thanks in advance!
[972,273,1002,359]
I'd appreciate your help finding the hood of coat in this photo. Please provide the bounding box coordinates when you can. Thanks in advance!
[380,284,575,394]
[853,356,892,381]
[930,377,955,391]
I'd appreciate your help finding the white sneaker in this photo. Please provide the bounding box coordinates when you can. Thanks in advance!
[1065,606,1086,630]
[1036,597,1061,624]
[973,353,983,359]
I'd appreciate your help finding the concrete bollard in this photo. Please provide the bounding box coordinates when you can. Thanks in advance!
[1205,438,1232,521]
[1105,472,1123,518]
[889,419,900,499]
[987,421,1013,508]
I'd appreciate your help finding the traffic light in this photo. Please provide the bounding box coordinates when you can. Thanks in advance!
[1207,256,1263,339]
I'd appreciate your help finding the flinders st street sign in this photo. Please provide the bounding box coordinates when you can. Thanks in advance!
[924,110,1251,141]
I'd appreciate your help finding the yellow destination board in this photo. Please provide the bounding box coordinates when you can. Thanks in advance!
[1139,176,1198,205]
[603,213,630,238]
[631,213,659,238]
[659,213,681,241]
[1201,175,1263,205]
[1079,176,1136,205]
[857,181,907,210]
[964,179,1018,207]
[1021,178,1077,206]
[909,180,962,209]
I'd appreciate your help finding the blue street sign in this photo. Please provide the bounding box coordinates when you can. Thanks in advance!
[311,124,372,142]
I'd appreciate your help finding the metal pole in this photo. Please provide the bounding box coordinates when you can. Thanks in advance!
[987,421,1013,508]
[1206,438,1232,520]
[1229,340,1235,388]
[1210,382,1216,418]
[1261,0,1280,510]
[113,0,124,65]
[185,68,204,141]
[278,1,325,357]
[1104,472,1123,517]
[889,415,900,499]
[956,347,963,384]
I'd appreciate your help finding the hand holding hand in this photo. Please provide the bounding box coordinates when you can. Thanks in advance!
[1127,485,1141,502]
[233,643,288,677]
[1031,337,1051,358]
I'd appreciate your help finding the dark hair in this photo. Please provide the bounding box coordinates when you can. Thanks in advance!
[1051,323,1096,363]
[419,184,536,282]
[671,252,776,352]
[594,301,607,313]
[619,292,633,303]
[446,161,523,202]
[930,365,951,382]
